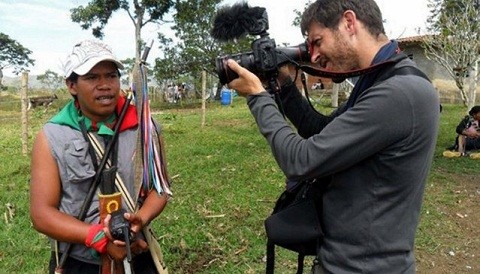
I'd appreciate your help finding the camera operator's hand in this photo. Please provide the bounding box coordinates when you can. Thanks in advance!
[226,59,265,96]
[277,65,293,87]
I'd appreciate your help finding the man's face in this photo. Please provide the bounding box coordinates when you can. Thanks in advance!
[473,112,480,121]
[306,21,360,72]
[67,61,120,122]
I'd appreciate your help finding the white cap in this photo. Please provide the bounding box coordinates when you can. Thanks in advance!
[63,39,124,78]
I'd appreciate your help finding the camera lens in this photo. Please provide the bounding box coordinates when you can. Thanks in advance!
[216,52,256,85]
[216,56,238,85]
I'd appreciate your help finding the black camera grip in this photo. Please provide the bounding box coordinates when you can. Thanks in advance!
[109,209,133,262]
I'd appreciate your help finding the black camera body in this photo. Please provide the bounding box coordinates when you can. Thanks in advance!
[109,209,132,241]
[211,3,310,87]
[109,209,134,262]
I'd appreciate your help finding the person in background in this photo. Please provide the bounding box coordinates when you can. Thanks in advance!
[30,39,169,273]
[226,0,439,273]
[453,105,480,156]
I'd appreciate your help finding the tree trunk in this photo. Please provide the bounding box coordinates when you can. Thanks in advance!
[467,61,478,110]
[201,70,207,127]
[134,6,144,64]
[21,72,28,156]
[331,83,339,108]
[0,68,3,90]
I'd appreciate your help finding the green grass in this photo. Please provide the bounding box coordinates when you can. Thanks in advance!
[0,97,478,273]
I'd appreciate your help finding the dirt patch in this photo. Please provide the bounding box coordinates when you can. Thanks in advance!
[416,173,480,273]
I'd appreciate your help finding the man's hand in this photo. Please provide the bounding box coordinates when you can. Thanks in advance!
[103,213,149,260]
[277,65,293,87]
[226,59,265,97]
[464,126,480,138]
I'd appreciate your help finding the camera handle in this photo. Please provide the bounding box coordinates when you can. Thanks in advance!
[266,76,281,94]
[109,209,134,263]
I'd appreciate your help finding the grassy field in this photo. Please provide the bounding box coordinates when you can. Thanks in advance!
[0,93,478,273]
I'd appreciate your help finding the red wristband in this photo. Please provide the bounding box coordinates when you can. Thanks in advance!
[85,224,108,255]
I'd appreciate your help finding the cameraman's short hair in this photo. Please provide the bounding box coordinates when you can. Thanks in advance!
[300,0,385,37]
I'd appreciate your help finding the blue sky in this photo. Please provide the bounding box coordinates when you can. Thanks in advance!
[0,0,430,77]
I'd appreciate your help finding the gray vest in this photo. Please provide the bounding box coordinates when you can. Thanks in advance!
[43,122,137,264]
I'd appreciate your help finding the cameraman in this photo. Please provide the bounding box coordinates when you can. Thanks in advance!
[227,0,439,273]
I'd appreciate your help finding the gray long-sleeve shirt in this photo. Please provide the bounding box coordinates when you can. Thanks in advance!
[247,57,439,273]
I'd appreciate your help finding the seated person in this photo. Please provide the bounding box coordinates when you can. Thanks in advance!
[450,106,480,156]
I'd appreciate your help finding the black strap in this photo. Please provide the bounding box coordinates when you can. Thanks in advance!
[298,59,397,81]
[377,65,430,83]
[296,254,305,274]
[345,63,431,110]
[79,121,119,194]
[266,240,275,274]
[79,120,99,172]
[266,239,322,273]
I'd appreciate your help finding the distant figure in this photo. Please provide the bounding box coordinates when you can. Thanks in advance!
[445,106,480,157]
[311,79,324,90]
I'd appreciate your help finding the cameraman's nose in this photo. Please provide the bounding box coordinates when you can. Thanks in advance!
[310,52,321,64]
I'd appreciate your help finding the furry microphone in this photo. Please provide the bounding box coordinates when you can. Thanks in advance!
[211,2,268,42]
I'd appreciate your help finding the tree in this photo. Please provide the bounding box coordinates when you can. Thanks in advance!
[37,70,63,91]
[154,0,252,96]
[0,33,35,89]
[71,0,174,63]
[423,0,480,108]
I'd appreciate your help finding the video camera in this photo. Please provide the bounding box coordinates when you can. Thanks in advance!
[211,3,310,90]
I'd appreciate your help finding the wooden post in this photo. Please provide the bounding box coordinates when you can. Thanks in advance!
[331,83,339,108]
[201,70,207,127]
[21,72,28,156]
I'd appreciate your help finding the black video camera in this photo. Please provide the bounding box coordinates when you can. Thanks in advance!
[109,209,134,262]
[211,3,310,87]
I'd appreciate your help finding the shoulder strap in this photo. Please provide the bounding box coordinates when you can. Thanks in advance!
[88,133,136,212]
[376,64,431,83]
[266,240,275,274]
[395,66,430,82]
[266,242,305,274]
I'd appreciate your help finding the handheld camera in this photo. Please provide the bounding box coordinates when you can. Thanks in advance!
[211,3,310,89]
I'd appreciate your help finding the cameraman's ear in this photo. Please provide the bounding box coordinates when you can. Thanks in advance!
[342,10,357,35]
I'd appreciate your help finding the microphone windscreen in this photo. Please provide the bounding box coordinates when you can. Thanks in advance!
[211,2,266,41]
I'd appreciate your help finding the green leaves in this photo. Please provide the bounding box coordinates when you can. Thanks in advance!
[70,0,123,38]
[36,70,63,90]
[153,0,252,87]
[0,33,35,75]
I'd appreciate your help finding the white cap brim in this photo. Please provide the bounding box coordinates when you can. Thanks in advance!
[72,56,124,76]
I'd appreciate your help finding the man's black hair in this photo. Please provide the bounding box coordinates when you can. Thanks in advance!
[300,0,385,37]
[469,106,480,116]
[66,69,122,83]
